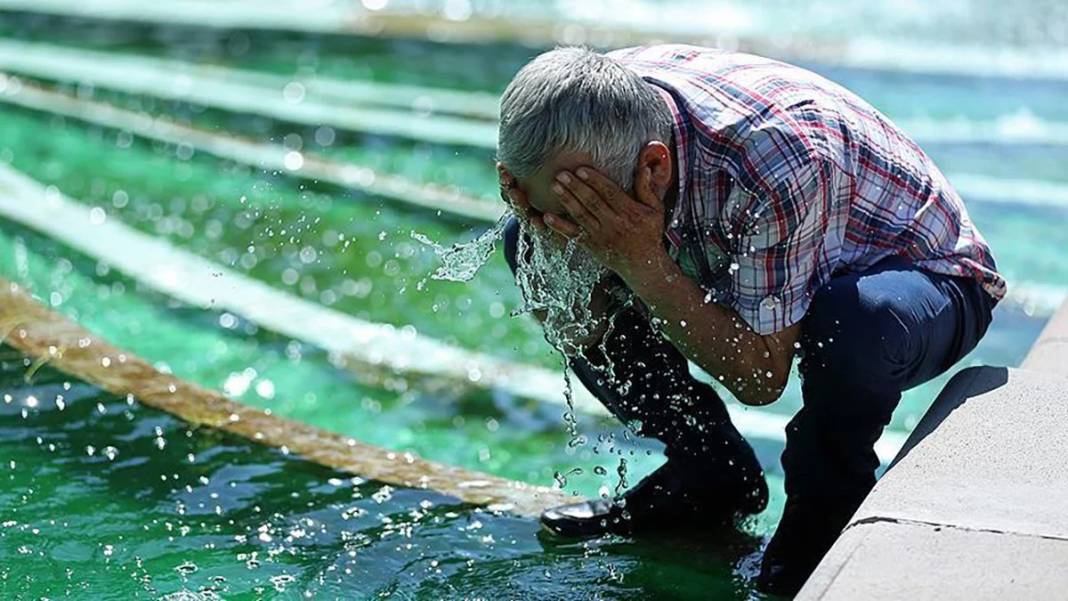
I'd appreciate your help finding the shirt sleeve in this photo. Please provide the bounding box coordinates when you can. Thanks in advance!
[719,125,834,335]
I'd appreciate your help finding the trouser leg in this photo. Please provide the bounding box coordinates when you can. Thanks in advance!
[570,307,765,493]
[760,256,996,593]
[503,217,765,500]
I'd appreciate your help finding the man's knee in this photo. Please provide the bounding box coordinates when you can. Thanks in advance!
[800,277,913,385]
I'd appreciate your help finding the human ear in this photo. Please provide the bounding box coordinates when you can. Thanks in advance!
[636,141,673,198]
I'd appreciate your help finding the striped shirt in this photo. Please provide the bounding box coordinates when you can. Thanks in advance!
[610,45,1006,335]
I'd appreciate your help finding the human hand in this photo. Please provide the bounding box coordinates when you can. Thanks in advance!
[543,165,667,282]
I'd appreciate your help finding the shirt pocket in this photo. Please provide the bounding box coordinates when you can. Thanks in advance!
[682,217,734,305]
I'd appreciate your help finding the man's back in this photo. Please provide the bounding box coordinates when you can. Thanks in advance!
[610,45,1005,334]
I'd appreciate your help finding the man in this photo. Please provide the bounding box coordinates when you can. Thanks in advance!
[495,45,1003,595]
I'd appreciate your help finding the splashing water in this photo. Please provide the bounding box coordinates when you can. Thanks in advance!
[410,213,511,283]
[510,222,613,359]
[412,211,617,360]
[413,211,625,448]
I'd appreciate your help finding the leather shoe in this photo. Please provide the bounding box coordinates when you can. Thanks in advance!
[540,459,767,538]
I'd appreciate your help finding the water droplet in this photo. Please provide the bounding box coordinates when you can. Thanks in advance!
[175,561,198,576]
[88,206,107,225]
[282,81,305,104]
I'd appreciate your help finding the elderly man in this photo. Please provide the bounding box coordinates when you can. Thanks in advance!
[496,45,1003,595]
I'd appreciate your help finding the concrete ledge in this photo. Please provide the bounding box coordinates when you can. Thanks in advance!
[801,520,1068,600]
[1022,340,1068,374]
[863,367,1068,538]
[798,365,1068,600]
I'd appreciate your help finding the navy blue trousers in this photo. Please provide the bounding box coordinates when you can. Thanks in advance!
[503,218,996,518]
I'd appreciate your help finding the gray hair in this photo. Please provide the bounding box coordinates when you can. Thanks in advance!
[497,46,673,192]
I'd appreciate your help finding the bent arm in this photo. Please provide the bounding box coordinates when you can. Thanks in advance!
[621,249,800,406]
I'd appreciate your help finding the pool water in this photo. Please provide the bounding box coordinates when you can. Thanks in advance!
[0,347,760,599]
[0,8,1066,600]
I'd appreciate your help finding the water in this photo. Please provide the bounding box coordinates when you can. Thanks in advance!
[0,6,1065,599]
[413,193,636,454]
[0,347,762,598]
[411,212,510,284]
[0,223,791,596]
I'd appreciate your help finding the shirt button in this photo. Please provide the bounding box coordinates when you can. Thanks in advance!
[761,295,781,310]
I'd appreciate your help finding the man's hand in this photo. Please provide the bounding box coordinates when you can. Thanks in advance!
[543,166,666,282]
[496,162,617,350]
[540,165,798,406]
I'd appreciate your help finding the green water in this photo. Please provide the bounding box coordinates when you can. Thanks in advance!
[0,225,789,597]
[0,224,687,506]
[0,10,1066,600]
[0,346,764,599]
[6,13,1068,122]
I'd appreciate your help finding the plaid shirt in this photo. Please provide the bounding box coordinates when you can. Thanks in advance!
[610,45,1006,335]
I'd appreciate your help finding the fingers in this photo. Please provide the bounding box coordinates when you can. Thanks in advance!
[496,163,513,191]
[557,170,617,220]
[497,163,522,205]
[497,164,547,232]
[501,183,533,220]
[543,213,583,239]
[573,167,631,213]
[513,191,548,233]
[496,162,513,182]
[497,165,517,200]
[555,169,615,226]
[504,184,528,210]
[552,175,601,231]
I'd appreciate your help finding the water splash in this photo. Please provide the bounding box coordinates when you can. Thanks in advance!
[510,223,614,359]
[410,212,510,283]
[413,211,617,360]
[553,466,585,489]
[415,212,633,472]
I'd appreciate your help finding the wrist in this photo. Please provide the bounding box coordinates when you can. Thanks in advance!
[618,247,677,296]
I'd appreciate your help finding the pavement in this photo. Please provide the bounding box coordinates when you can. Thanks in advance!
[798,299,1068,600]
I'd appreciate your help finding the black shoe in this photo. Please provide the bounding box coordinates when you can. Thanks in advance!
[540,459,768,538]
[757,499,855,596]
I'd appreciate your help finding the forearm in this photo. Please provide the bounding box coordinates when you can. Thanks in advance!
[619,250,789,405]
[537,162,794,401]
